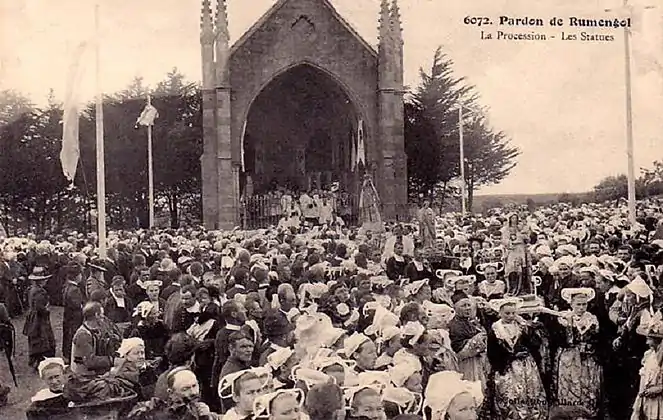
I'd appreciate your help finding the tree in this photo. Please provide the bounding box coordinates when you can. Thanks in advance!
[0,90,78,232]
[78,91,151,228]
[0,68,204,232]
[641,161,663,196]
[0,89,33,127]
[593,175,628,202]
[151,68,203,227]
[462,113,520,211]
[405,48,519,211]
[592,174,648,203]
[75,69,202,229]
[119,76,149,99]
[0,90,34,230]
[405,47,476,201]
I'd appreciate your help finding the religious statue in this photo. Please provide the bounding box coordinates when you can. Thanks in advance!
[501,213,532,296]
[417,199,436,249]
[358,173,384,235]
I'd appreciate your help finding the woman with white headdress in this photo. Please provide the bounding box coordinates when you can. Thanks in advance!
[114,337,160,399]
[125,301,169,361]
[632,311,663,420]
[423,371,483,420]
[422,301,460,373]
[340,332,378,377]
[253,388,306,420]
[610,277,653,418]
[476,262,506,301]
[551,288,604,418]
[26,357,69,419]
[139,279,166,319]
[487,297,548,419]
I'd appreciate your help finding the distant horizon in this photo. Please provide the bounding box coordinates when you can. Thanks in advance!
[474,190,591,197]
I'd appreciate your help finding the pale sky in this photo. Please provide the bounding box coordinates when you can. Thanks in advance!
[1,0,662,195]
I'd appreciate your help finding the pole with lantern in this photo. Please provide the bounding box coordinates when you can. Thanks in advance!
[135,94,159,228]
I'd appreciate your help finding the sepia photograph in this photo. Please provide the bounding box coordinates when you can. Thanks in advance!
[0,0,662,418]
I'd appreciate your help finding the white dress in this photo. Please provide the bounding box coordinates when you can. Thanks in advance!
[632,348,663,420]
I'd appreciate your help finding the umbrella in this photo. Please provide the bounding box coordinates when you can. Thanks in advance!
[0,321,17,386]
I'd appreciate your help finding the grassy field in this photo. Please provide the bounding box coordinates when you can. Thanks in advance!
[0,306,64,420]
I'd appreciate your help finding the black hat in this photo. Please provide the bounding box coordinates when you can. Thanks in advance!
[64,263,83,278]
[87,261,107,272]
[28,267,52,281]
[263,310,292,338]
[451,291,470,305]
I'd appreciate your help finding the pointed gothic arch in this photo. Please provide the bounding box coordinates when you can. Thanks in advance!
[200,0,407,229]
[241,63,365,197]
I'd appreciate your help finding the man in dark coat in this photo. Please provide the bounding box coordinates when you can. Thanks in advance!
[211,301,250,395]
[258,310,293,366]
[85,262,108,299]
[101,248,121,281]
[127,266,150,303]
[171,285,200,333]
[23,267,56,370]
[218,331,256,414]
[0,254,23,317]
[115,243,134,281]
[62,263,85,362]
[161,274,182,301]
[64,301,133,403]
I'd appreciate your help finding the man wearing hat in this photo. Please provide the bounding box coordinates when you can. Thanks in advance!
[85,261,108,299]
[23,267,56,370]
[258,310,294,366]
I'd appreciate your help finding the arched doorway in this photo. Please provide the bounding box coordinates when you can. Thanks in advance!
[242,64,362,200]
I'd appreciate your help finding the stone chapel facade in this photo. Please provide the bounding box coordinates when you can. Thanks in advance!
[200,0,407,229]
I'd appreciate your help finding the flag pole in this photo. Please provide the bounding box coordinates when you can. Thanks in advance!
[459,104,466,217]
[147,94,155,229]
[623,0,637,227]
[94,3,107,259]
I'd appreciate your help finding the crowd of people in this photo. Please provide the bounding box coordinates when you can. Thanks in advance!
[242,185,357,229]
[0,196,663,420]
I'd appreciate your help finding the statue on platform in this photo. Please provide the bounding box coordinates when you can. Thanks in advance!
[417,199,436,249]
[358,173,384,235]
[501,212,532,296]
